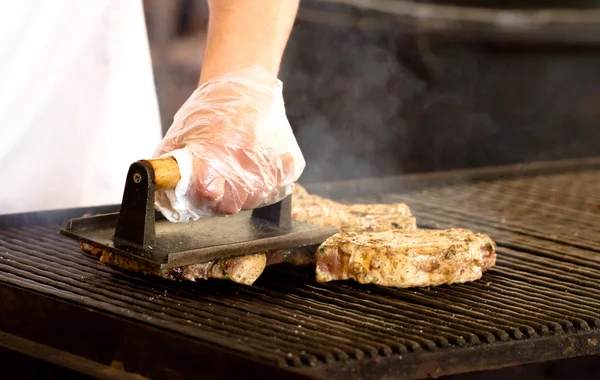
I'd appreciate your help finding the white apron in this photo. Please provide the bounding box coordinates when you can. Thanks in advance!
[0,0,162,214]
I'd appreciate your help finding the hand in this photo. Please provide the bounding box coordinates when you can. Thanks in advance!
[153,66,305,222]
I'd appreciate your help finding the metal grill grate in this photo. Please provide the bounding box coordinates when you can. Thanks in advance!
[2,165,600,379]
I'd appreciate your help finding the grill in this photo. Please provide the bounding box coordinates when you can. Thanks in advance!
[2,159,600,379]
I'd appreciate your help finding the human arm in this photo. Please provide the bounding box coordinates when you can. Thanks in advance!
[153,0,304,222]
[200,0,299,82]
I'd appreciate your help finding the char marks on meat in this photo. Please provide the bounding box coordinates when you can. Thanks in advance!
[316,228,496,288]
[81,243,266,285]
[267,184,417,266]
[79,184,496,288]
[291,184,417,233]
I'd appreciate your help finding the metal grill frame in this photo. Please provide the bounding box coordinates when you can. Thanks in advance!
[2,157,600,379]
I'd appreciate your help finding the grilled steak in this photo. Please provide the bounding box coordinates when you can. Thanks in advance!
[267,185,417,267]
[80,185,418,285]
[81,243,266,285]
[291,185,417,232]
[316,228,496,288]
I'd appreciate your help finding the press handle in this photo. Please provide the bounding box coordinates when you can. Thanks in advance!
[115,156,292,249]
[144,157,181,191]
[145,155,291,228]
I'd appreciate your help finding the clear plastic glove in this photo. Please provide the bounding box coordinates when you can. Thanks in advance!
[153,66,305,222]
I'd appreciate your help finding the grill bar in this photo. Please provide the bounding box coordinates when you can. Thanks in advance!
[0,240,337,367]
[2,162,600,379]
[397,183,600,252]
[394,195,600,259]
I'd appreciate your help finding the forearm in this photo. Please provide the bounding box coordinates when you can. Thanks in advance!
[200,0,299,83]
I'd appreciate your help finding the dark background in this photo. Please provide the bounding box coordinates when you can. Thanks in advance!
[145,0,600,183]
[281,0,600,182]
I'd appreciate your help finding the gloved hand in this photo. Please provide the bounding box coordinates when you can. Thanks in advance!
[153,66,305,222]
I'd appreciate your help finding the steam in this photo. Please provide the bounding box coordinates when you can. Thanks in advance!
[281,18,426,183]
[281,2,600,184]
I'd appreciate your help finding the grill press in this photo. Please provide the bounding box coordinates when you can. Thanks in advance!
[4,158,600,379]
[59,157,337,269]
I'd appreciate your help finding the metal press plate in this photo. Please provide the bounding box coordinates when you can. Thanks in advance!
[60,212,338,269]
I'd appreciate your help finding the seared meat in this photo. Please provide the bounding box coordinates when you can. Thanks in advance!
[265,247,317,266]
[316,228,496,288]
[265,185,416,267]
[81,243,266,285]
[291,185,417,232]
[82,185,485,288]
[294,186,497,288]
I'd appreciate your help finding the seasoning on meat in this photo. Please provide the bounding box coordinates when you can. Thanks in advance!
[316,228,496,288]
[291,184,417,232]
[81,243,266,285]
[79,184,417,285]
[264,184,417,266]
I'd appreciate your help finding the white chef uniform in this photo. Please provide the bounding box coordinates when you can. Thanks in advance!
[0,0,162,214]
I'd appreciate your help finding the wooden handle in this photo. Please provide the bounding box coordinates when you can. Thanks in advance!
[145,157,181,191]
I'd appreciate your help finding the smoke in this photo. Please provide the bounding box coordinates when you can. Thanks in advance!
[281,11,426,183]
[281,1,600,185]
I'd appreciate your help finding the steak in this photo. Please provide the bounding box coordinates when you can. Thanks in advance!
[316,228,496,288]
[267,184,417,267]
[81,243,266,285]
[80,184,418,285]
[291,185,417,232]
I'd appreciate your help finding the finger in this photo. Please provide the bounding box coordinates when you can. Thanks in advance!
[242,153,295,209]
[188,155,225,210]
[236,149,275,209]
[216,180,249,214]
[277,152,296,184]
